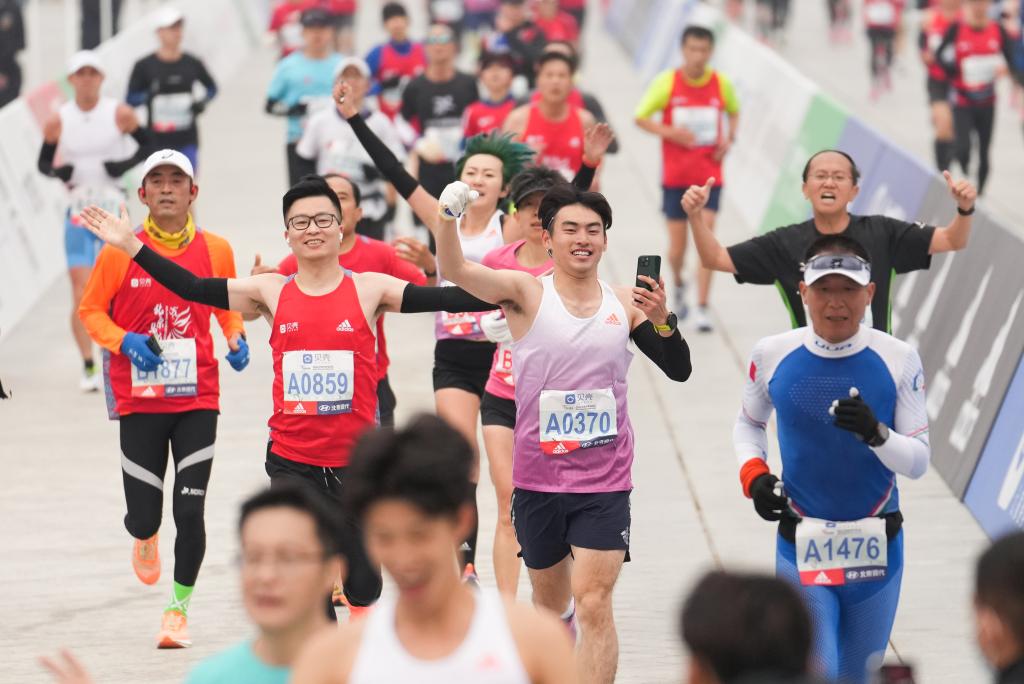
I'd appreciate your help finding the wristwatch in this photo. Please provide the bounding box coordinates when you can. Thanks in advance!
[957,205,975,216]
[653,312,678,334]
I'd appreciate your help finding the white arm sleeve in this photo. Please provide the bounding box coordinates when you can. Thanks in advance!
[294,116,319,161]
[870,347,931,479]
[733,341,774,467]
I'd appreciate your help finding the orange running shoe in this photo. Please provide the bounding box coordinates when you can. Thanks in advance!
[347,604,372,621]
[332,584,348,607]
[156,609,192,649]
[132,534,160,586]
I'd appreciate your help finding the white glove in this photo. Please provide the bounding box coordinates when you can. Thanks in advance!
[438,181,479,219]
[480,310,513,345]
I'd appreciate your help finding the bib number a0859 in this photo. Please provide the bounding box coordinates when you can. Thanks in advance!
[131,338,198,398]
[539,388,617,456]
[795,517,888,586]
[282,350,354,415]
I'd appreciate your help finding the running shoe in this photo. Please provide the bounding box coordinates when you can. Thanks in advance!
[156,609,191,649]
[695,306,714,333]
[332,584,348,607]
[672,284,689,321]
[132,534,161,586]
[462,563,480,589]
[80,366,100,393]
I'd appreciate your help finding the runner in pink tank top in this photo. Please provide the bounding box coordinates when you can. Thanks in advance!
[429,180,691,680]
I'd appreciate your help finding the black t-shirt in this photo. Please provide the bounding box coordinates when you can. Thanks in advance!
[727,214,936,331]
[401,71,479,165]
[127,53,217,148]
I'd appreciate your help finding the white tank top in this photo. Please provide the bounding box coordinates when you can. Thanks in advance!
[434,210,505,341]
[349,589,530,684]
[58,97,131,211]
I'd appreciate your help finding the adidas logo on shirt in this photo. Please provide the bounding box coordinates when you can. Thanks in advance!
[293,403,307,414]
[141,386,157,398]
[552,442,569,455]
[604,313,621,326]
[337,320,354,333]
[814,571,832,585]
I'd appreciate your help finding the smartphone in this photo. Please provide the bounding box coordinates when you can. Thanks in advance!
[877,664,916,684]
[636,255,662,291]
[146,335,163,357]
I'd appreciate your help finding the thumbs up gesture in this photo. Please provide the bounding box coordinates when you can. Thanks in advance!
[682,177,715,216]
[943,170,976,212]
[250,253,278,276]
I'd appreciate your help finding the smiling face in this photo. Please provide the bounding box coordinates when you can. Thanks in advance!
[543,203,608,276]
[284,195,343,261]
[459,154,506,208]
[799,273,875,343]
[801,152,859,219]
[139,166,196,223]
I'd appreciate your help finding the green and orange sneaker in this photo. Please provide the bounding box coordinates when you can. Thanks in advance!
[156,609,191,649]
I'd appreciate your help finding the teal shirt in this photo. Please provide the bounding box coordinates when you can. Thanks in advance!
[266,51,343,142]
[185,641,290,684]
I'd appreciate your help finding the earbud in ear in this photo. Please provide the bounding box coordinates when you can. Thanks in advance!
[547,249,553,257]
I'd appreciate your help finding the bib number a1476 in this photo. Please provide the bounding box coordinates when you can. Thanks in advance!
[131,338,198,398]
[539,388,617,456]
[282,350,354,415]
[795,516,888,586]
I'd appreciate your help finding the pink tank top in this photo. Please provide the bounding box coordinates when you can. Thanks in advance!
[482,240,553,400]
[512,275,634,493]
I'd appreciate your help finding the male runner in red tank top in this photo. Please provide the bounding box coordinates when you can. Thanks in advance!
[503,51,596,182]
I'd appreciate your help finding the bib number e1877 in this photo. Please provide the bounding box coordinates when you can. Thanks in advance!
[538,388,617,456]
[795,517,888,586]
[282,350,354,416]
[131,338,198,398]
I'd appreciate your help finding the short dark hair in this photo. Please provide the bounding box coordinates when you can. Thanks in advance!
[322,173,362,206]
[535,50,576,75]
[682,25,715,46]
[538,184,613,233]
[802,149,861,185]
[344,414,473,521]
[282,175,343,223]
[509,165,568,207]
[803,234,871,264]
[681,571,811,682]
[479,50,516,71]
[976,531,1024,647]
[238,483,345,558]
[382,2,407,21]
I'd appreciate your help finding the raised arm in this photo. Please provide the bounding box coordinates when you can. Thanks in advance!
[682,178,738,273]
[929,170,977,254]
[622,278,691,382]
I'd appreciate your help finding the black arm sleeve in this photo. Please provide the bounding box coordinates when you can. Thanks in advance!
[347,112,420,199]
[399,283,500,313]
[105,128,152,177]
[134,245,231,309]
[572,162,596,191]
[999,25,1016,71]
[630,321,692,382]
[37,142,57,175]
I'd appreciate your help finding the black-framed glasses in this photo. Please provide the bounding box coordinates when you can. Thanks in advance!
[287,213,340,231]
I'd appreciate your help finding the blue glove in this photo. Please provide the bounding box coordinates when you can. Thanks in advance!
[225,336,250,372]
[121,332,162,372]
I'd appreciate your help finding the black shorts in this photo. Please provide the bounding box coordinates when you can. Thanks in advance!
[511,488,631,570]
[927,76,951,104]
[377,374,397,428]
[663,185,721,220]
[432,338,496,396]
[481,391,516,428]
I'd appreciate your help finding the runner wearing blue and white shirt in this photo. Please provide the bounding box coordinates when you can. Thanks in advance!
[733,234,930,684]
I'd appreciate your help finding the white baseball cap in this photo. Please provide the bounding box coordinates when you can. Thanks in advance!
[67,50,104,76]
[334,56,371,80]
[140,149,195,184]
[803,253,871,286]
[155,6,184,29]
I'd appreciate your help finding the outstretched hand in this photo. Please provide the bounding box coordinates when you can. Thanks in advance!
[583,123,614,164]
[79,204,139,255]
[943,170,977,211]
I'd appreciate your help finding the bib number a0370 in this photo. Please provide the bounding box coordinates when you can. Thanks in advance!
[131,338,198,398]
[795,517,888,586]
[539,388,617,456]
[282,350,354,415]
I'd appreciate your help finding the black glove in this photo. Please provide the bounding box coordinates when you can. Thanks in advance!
[750,473,789,521]
[53,164,74,182]
[832,390,885,445]
[104,159,133,178]
[191,100,207,116]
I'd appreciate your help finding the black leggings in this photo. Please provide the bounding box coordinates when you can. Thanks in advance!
[953,104,996,194]
[867,27,895,77]
[265,450,383,619]
[119,410,217,587]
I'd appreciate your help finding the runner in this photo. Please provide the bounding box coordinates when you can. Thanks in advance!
[40,483,345,684]
[295,57,405,241]
[37,50,151,392]
[77,149,249,648]
[827,0,853,42]
[920,0,961,170]
[291,414,578,684]
[265,8,342,186]
[429,181,692,683]
[534,0,580,47]
[486,0,548,92]
[504,51,597,181]
[462,51,518,138]
[974,531,1024,684]
[127,7,218,172]
[734,234,931,683]
[682,150,977,332]
[634,25,739,330]
[79,175,498,621]
[0,0,24,108]
[937,0,1015,194]
[365,2,425,121]
[864,0,903,99]
[400,23,479,212]
[559,0,587,33]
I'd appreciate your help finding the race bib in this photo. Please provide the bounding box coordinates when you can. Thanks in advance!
[299,95,335,129]
[961,54,1002,88]
[131,338,198,398]
[69,185,125,224]
[282,350,355,415]
[795,517,888,586]
[426,124,464,161]
[441,311,483,337]
[672,105,720,147]
[864,2,896,25]
[151,92,194,132]
[492,343,514,386]
[539,388,617,455]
